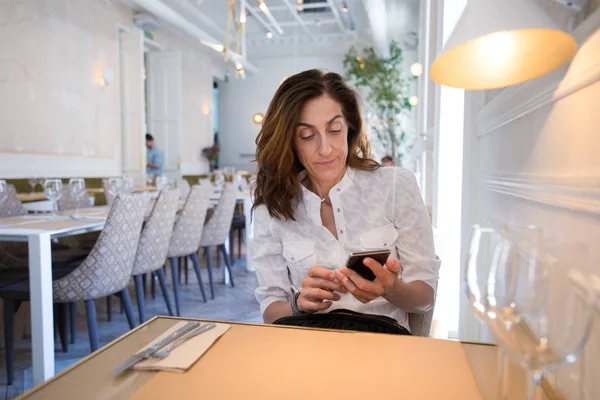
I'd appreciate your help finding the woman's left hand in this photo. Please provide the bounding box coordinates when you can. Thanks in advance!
[334,257,402,304]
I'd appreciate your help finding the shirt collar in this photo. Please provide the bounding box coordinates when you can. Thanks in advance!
[298,167,355,205]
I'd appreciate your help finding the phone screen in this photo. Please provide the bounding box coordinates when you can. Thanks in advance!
[345,249,391,281]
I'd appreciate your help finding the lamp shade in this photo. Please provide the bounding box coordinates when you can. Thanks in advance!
[430,0,577,90]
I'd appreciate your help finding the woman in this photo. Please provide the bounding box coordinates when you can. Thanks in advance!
[252,69,439,333]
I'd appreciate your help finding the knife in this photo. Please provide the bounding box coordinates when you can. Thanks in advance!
[112,321,200,376]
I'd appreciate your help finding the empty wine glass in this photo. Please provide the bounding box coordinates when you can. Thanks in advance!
[0,180,8,204]
[28,176,38,194]
[464,224,512,399]
[155,175,168,191]
[122,175,135,193]
[107,177,123,199]
[44,179,63,218]
[69,178,86,217]
[487,236,595,400]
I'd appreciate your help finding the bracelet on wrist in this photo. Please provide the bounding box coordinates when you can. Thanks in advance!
[291,291,306,316]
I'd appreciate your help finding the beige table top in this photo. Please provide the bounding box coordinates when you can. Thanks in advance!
[17,192,47,203]
[86,186,157,195]
[16,317,558,400]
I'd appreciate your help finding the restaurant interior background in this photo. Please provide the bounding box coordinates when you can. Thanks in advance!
[0,0,600,398]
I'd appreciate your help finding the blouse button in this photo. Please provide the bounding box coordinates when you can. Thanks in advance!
[337,208,340,212]
[340,230,344,234]
[336,188,341,192]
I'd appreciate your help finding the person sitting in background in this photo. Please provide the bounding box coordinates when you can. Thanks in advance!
[381,155,395,166]
[251,69,439,334]
[146,133,164,184]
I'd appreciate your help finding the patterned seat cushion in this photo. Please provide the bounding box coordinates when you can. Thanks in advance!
[53,193,148,302]
[132,189,179,275]
[57,187,92,211]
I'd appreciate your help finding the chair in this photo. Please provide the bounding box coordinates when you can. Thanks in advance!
[199,183,238,299]
[131,189,179,323]
[57,186,92,211]
[166,185,212,315]
[179,179,191,200]
[0,184,27,217]
[229,204,245,262]
[408,258,440,337]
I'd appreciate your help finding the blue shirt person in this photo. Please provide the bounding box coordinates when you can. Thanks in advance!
[145,133,164,177]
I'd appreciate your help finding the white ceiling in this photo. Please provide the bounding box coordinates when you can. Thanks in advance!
[124,0,420,60]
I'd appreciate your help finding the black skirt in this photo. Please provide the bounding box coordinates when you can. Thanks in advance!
[273,309,411,335]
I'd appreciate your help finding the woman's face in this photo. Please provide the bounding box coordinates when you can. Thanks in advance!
[294,95,348,185]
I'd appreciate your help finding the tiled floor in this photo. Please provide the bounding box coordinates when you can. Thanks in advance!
[0,254,260,399]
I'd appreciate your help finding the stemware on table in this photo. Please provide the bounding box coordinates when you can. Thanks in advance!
[486,231,595,400]
[0,180,7,203]
[43,179,63,218]
[69,178,86,217]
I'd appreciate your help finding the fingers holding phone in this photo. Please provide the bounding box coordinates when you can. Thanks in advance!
[297,265,347,313]
[336,251,401,303]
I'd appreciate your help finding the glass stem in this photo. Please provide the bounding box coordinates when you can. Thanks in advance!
[528,370,543,400]
[53,200,58,218]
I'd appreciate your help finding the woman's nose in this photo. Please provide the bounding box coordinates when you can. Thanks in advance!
[318,135,332,156]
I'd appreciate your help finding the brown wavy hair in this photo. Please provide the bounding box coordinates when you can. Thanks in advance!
[253,69,379,221]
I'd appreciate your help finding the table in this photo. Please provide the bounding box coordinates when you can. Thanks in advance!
[15,317,558,400]
[17,193,47,203]
[0,216,106,385]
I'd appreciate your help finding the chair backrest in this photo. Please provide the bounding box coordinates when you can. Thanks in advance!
[57,187,92,211]
[408,257,441,337]
[132,189,179,275]
[52,193,148,302]
[199,183,238,247]
[166,185,212,258]
[179,179,191,200]
[0,185,27,217]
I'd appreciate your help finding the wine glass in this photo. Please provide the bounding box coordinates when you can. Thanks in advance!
[69,178,86,217]
[43,179,63,218]
[155,175,168,191]
[122,175,135,193]
[464,224,512,399]
[28,176,38,194]
[0,180,8,204]
[107,177,123,201]
[487,235,595,400]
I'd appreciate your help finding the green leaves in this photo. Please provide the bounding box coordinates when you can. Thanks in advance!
[343,41,414,162]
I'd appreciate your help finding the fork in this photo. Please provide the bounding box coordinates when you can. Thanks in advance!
[151,323,217,359]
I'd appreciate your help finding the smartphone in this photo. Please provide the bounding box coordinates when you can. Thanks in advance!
[345,249,391,281]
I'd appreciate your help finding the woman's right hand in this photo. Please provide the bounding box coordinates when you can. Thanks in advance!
[297,265,347,313]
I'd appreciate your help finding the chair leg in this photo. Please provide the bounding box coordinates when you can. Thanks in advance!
[229,228,235,263]
[219,244,235,287]
[106,296,112,322]
[190,253,207,303]
[56,303,68,353]
[120,289,136,330]
[85,300,99,352]
[205,246,215,299]
[184,256,189,284]
[238,227,243,261]
[141,274,147,299]
[69,302,76,344]
[134,275,146,324]
[151,272,156,299]
[156,267,174,316]
[178,257,184,285]
[3,299,16,385]
[170,258,181,316]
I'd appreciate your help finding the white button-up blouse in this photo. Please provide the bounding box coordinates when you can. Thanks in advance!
[252,166,440,331]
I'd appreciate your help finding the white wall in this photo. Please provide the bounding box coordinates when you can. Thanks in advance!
[218,55,347,172]
[0,0,132,178]
[153,30,216,175]
[462,11,600,397]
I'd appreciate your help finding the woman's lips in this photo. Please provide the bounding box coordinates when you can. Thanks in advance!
[316,159,336,167]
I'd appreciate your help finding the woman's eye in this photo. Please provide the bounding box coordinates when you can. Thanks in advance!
[300,135,314,141]
[328,129,341,134]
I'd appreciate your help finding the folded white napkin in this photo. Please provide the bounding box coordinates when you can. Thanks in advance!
[133,322,231,372]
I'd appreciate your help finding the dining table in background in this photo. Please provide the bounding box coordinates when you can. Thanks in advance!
[14,316,558,400]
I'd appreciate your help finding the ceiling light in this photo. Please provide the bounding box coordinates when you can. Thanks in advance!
[409,96,419,106]
[257,0,284,35]
[266,31,273,39]
[297,0,303,3]
[297,6,303,11]
[410,63,423,77]
[235,63,244,71]
[253,113,265,124]
[341,2,349,12]
[430,0,577,90]
[240,15,246,23]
